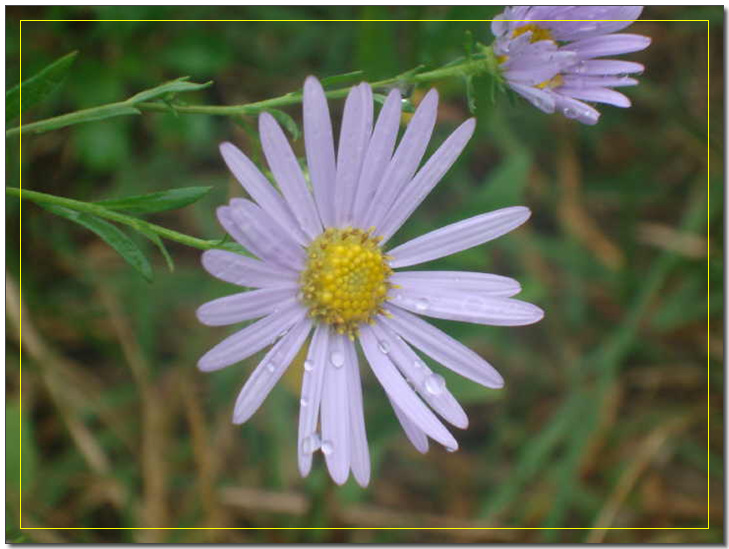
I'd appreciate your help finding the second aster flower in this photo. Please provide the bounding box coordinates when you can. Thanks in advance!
[197,77,543,487]
[492,6,651,124]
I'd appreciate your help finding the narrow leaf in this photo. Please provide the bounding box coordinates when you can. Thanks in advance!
[465,75,477,115]
[138,228,175,272]
[6,51,78,123]
[320,70,366,88]
[43,205,154,281]
[267,109,301,141]
[96,186,213,214]
[127,77,213,104]
[18,103,141,136]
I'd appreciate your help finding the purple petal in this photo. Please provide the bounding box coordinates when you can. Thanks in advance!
[363,89,439,228]
[568,59,644,75]
[559,86,632,107]
[391,270,521,298]
[379,118,476,243]
[388,206,531,269]
[565,34,651,59]
[198,302,306,372]
[335,83,373,226]
[321,333,351,485]
[371,322,468,429]
[260,112,322,238]
[303,76,337,228]
[562,75,639,88]
[298,325,329,477]
[196,286,297,327]
[390,398,429,453]
[555,96,601,125]
[380,306,504,389]
[548,7,644,41]
[390,287,544,327]
[359,325,457,449]
[344,336,370,487]
[201,250,297,288]
[219,142,307,246]
[232,317,312,424]
[221,199,305,271]
[509,83,557,114]
[351,89,402,227]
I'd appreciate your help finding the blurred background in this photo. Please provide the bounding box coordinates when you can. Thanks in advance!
[6,5,723,543]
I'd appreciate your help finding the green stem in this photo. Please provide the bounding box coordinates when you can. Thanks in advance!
[8,187,238,253]
[6,51,496,138]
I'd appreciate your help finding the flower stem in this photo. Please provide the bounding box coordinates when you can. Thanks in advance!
[6,48,497,138]
[7,187,239,253]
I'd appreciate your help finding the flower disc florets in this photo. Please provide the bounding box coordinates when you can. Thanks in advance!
[300,227,393,336]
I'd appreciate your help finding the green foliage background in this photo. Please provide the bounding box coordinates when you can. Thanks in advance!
[6,5,723,543]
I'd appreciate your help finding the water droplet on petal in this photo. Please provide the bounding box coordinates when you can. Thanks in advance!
[413,359,425,371]
[304,360,314,372]
[330,351,345,368]
[266,362,276,372]
[424,373,446,396]
[302,434,321,454]
[414,298,429,312]
[563,107,578,119]
[300,397,309,407]
[377,340,390,354]
[321,440,334,455]
[446,446,457,453]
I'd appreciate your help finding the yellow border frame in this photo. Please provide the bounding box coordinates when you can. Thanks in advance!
[16,16,712,535]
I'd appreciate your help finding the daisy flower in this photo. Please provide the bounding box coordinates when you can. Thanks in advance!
[197,77,543,486]
[492,5,651,124]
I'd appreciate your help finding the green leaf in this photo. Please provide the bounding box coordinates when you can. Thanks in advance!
[43,205,154,282]
[6,51,78,123]
[465,75,477,115]
[21,103,141,135]
[267,109,301,141]
[6,399,36,495]
[138,229,175,273]
[96,186,213,215]
[320,70,366,89]
[127,76,213,104]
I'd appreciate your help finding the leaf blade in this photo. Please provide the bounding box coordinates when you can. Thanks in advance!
[43,205,154,281]
[127,77,213,104]
[6,51,78,123]
[96,186,213,214]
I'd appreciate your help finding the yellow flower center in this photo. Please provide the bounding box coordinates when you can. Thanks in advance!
[536,74,564,89]
[512,23,553,43]
[300,227,393,336]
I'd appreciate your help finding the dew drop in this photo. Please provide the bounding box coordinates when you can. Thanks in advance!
[414,298,429,312]
[424,373,446,396]
[562,107,578,119]
[330,351,345,368]
[321,440,334,455]
[304,360,314,372]
[265,361,276,373]
[446,446,457,453]
[300,397,309,407]
[302,434,321,454]
[413,359,425,371]
[377,340,390,354]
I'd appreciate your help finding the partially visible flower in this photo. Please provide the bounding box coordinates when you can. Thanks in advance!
[492,6,651,124]
[197,77,543,487]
